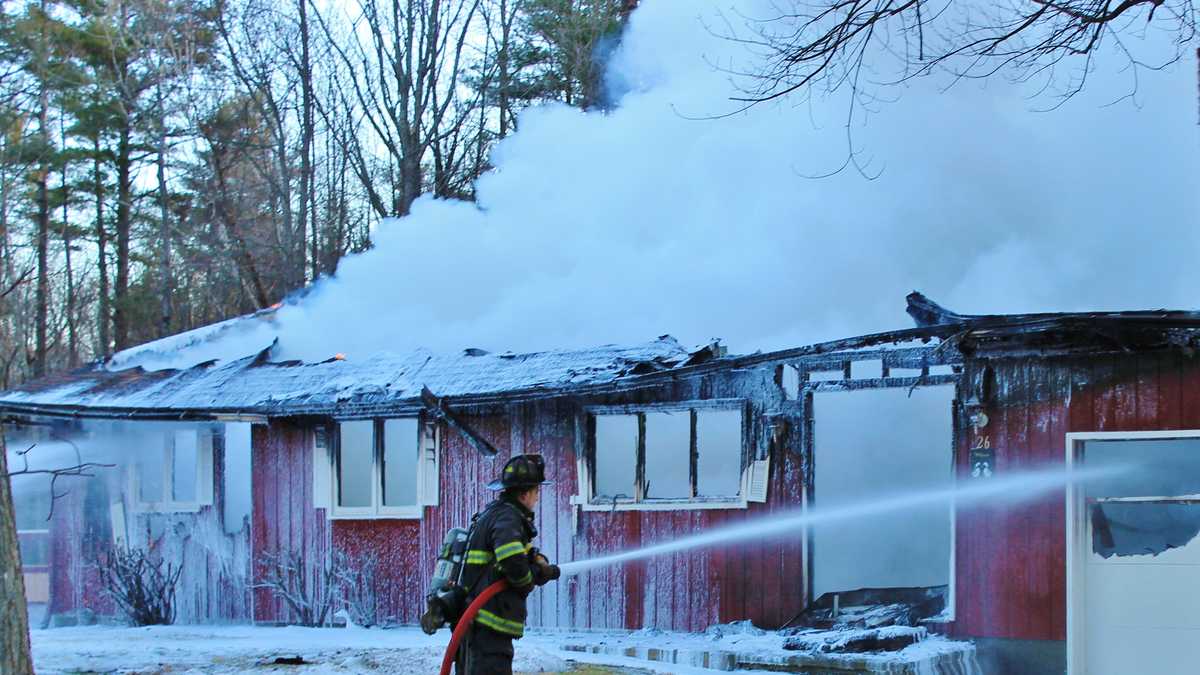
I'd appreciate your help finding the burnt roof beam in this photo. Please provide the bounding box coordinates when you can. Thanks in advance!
[419,386,499,457]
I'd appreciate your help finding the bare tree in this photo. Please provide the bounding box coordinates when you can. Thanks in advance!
[334,551,379,627]
[214,0,306,290]
[722,0,1196,108]
[312,0,483,217]
[0,431,33,675]
[96,544,183,626]
[254,550,337,626]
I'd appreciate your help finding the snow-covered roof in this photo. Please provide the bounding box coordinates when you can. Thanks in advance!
[105,305,282,372]
[0,336,717,419]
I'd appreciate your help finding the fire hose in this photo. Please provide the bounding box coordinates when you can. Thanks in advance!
[437,580,509,675]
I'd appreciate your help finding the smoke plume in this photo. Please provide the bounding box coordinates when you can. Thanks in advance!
[126,0,1199,368]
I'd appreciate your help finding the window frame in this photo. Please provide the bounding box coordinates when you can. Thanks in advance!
[329,416,438,520]
[577,398,752,512]
[129,427,215,514]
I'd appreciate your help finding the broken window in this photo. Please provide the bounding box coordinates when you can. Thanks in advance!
[588,401,747,508]
[1091,502,1200,558]
[131,426,214,512]
[644,411,692,499]
[696,410,743,497]
[1084,438,1200,558]
[594,414,638,499]
[332,417,434,518]
[812,386,954,599]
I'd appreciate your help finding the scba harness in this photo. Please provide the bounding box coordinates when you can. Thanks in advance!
[421,500,546,636]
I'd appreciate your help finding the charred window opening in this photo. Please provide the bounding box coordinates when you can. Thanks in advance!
[644,411,692,499]
[594,414,639,500]
[332,417,435,518]
[696,409,743,497]
[812,386,955,600]
[586,400,748,509]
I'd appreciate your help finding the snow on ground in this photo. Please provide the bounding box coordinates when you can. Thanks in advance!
[27,622,978,674]
[29,624,781,675]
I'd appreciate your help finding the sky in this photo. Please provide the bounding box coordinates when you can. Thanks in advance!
[123,0,1200,367]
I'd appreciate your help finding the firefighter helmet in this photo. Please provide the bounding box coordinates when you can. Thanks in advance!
[487,454,550,490]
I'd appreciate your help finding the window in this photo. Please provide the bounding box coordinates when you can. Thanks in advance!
[1083,438,1200,558]
[12,473,51,569]
[131,427,214,512]
[811,386,954,601]
[331,418,437,518]
[582,400,749,510]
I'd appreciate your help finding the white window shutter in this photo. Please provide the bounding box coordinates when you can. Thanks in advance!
[313,426,332,509]
[109,500,128,550]
[744,457,770,503]
[197,430,215,506]
[420,421,439,506]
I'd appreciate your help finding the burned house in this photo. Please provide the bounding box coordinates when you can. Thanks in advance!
[3,292,1200,675]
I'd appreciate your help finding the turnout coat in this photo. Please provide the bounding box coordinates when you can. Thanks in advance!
[460,494,553,637]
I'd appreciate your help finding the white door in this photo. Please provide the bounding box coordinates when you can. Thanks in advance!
[1071,435,1200,675]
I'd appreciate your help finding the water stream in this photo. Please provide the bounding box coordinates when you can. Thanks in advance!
[559,464,1117,577]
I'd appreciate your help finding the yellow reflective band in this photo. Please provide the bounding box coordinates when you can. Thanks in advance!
[494,541,526,561]
[465,550,494,565]
[475,609,524,637]
[514,571,533,587]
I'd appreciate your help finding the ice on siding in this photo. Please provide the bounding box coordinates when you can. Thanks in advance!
[566,622,980,673]
[0,335,707,416]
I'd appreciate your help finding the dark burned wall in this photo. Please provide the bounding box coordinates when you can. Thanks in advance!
[951,350,1200,642]
[251,362,807,630]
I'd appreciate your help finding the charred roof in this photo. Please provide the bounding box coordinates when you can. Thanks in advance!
[4,293,1200,421]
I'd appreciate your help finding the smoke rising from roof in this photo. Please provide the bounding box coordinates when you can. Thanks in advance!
[123,0,1199,369]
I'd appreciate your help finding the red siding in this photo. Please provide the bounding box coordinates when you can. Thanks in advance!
[331,519,422,622]
[248,394,810,632]
[46,484,112,621]
[415,400,806,632]
[251,421,330,623]
[952,353,1200,641]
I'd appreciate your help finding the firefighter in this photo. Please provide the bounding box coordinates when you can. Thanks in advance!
[456,454,561,675]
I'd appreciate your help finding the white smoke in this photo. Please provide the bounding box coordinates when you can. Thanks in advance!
[140,0,1200,367]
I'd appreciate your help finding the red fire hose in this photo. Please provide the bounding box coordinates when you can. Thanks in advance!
[438,580,509,675]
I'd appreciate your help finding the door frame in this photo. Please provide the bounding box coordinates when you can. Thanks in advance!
[1065,429,1200,675]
